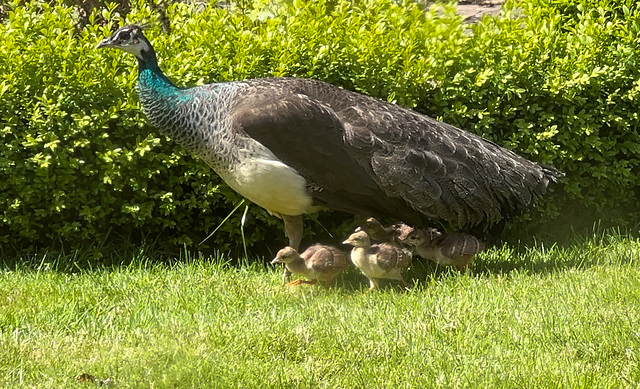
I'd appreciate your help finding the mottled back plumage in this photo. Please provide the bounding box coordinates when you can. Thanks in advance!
[436,233,485,259]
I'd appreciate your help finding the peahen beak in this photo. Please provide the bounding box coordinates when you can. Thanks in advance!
[96,36,114,49]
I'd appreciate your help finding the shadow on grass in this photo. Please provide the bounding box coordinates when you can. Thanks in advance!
[467,236,638,278]
[386,230,639,287]
[2,229,638,291]
[0,241,210,273]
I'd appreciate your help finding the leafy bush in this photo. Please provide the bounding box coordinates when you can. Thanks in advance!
[1,0,639,256]
[0,1,274,255]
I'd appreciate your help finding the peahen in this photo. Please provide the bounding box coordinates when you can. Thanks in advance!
[97,25,562,253]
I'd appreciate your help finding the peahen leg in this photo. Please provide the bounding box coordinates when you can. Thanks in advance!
[282,214,303,250]
[281,215,303,284]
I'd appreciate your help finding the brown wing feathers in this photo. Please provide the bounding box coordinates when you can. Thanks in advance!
[234,77,561,229]
[230,83,421,221]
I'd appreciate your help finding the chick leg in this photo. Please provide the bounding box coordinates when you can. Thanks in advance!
[287,279,318,287]
[454,264,468,272]
[281,268,292,285]
[323,277,335,289]
[454,254,475,273]
[398,276,411,291]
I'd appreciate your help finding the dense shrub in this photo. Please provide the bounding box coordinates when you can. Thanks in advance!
[1,0,639,256]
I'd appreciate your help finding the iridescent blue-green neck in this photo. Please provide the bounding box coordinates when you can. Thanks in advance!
[137,47,176,91]
[134,46,186,136]
[132,45,242,174]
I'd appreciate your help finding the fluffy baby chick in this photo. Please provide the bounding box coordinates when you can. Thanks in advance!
[363,217,409,246]
[271,244,349,288]
[343,230,412,290]
[397,226,484,272]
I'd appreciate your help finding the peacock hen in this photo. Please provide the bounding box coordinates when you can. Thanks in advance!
[97,25,562,254]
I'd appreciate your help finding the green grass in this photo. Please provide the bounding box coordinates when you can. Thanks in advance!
[1,234,639,388]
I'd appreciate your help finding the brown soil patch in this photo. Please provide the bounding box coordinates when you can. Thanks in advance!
[456,0,506,23]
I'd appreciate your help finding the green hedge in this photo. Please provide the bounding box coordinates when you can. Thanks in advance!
[1,0,639,255]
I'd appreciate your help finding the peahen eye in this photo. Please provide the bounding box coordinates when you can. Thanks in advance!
[119,30,131,41]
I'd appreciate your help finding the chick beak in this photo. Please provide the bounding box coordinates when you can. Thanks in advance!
[271,257,281,265]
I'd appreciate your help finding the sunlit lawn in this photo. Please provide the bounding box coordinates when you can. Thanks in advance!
[1,234,639,388]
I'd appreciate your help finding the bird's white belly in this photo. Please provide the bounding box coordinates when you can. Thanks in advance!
[351,251,386,278]
[218,157,315,216]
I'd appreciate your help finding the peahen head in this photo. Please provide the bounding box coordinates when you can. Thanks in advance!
[97,24,182,136]
[97,24,158,70]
